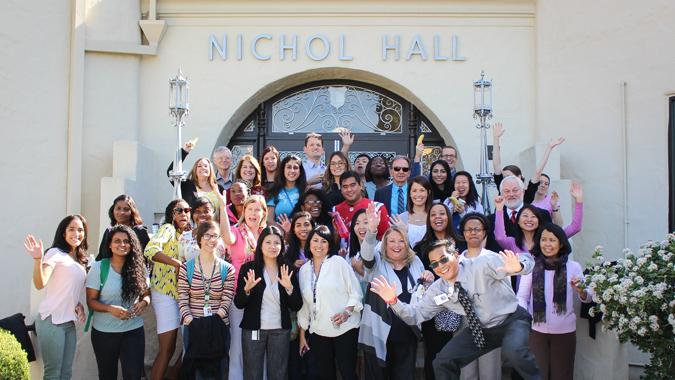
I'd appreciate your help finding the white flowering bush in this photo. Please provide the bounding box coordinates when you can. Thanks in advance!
[585,233,675,379]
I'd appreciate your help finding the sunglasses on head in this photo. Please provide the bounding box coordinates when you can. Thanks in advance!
[174,207,191,214]
[393,166,410,172]
[429,255,451,270]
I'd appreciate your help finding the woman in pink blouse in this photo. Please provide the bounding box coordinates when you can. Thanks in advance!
[217,192,268,379]
[493,182,584,254]
[516,223,592,380]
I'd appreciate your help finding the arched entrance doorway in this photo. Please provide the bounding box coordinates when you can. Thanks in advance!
[225,79,451,173]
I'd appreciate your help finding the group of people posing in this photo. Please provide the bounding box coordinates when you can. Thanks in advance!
[26,126,591,380]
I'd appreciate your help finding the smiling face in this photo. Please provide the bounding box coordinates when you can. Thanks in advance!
[341,177,363,204]
[309,234,330,259]
[353,212,368,242]
[284,159,301,184]
[240,160,257,182]
[213,150,232,173]
[501,179,524,209]
[329,155,347,177]
[109,231,131,258]
[195,159,211,180]
[64,218,85,249]
[230,182,249,205]
[354,156,369,175]
[113,200,132,225]
[303,137,324,161]
[462,218,486,249]
[293,216,313,244]
[384,230,407,263]
[263,151,278,173]
[199,225,220,253]
[441,147,457,168]
[537,176,550,196]
[390,158,410,185]
[172,201,191,230]
[428,246,459,281]
[192,203,214,224]
[518,209,540,232]
[301,193,322,218]
[431,163,448,185]
[454,174,470,198]
[429,204,449,233]
[539,229,561,258]
[262,233,283,260]
[410,182,428,207]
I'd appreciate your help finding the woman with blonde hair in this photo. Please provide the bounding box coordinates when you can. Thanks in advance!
[217,191,269,379]
[167,141,224,209]
[233,154,264,196]
[359,203,434,380]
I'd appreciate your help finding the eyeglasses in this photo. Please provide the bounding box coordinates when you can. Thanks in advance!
[202,233,220,241]
[463,227,484,234]
[392,166,410,172]
[173,207,191,214]
[429,255,451,270]
[329,161,346,167]
[441,154,456,159]
[304,200,323,205]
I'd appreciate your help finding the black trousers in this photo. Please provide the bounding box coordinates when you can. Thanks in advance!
[421,319,454,380]
[307,328,359,380]
[432,306,540,380]
[363,339,417,380]
[91,326,145,380]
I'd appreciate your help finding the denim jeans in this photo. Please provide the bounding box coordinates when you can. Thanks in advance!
[35,315,77,380]
[241,329,290,380]
[433,306,540,380]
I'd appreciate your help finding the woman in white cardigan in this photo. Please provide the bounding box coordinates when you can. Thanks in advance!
[297,225,363,380]
[359,203,434,380]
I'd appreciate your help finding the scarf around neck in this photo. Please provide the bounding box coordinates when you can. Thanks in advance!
[532,253,568,323]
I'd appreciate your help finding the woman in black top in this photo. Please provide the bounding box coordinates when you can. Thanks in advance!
[322,151,351,209]
[97,194,150,260]
[427,160,454,202]
[234,226,302,380]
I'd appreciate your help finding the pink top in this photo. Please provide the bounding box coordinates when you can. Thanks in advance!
[228,225,257,292]
[517,260,593,333]
[38,248,87,324]
[531,194,553,215]
[495,202,584,252]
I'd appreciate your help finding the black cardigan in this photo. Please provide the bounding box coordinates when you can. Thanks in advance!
[167,149,225,208]
[234,261,303,330]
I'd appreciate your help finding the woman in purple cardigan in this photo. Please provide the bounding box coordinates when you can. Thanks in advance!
[493,181,584,254]
[516,223,592,380]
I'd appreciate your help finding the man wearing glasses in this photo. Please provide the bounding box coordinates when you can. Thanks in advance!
[369,240,539,380]
[374,155,411,216]
[412,145,459,178]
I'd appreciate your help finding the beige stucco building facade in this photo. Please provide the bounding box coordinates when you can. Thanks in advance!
[2,0,673,378]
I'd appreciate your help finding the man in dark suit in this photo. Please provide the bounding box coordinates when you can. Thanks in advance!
[485,175,551,253]
[374,155,411,216]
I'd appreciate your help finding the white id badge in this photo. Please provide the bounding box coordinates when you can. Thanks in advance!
[252,330,260,341]
[203,306,213,317]
[434,293,449,305]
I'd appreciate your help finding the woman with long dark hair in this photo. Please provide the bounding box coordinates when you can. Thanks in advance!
[297,225,362,380]
[444,171,483,233]
[97,194,150,260]
[412,203,461,380]
[235,226,303,380]
[517,223,591,380]
[144,199,192,380]
[427,160,454,202]
[86,224,150,380]
[24,215,89,379]
[285,211,315,269]
[394,176,433,249]
[267,154,307,223]
[322,151,351,209]
[260,145,280,195]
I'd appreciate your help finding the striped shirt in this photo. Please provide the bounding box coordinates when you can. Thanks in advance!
[177,258,236,325]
